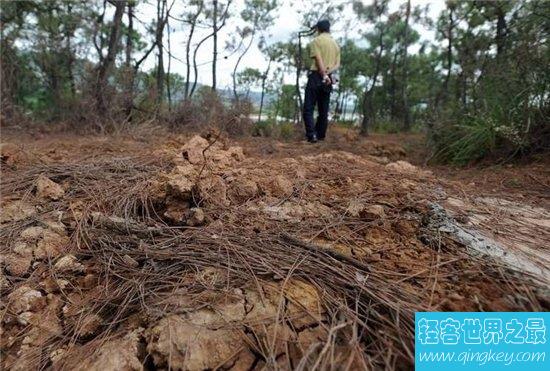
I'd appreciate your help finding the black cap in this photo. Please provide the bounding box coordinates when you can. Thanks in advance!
[314,19,330,33]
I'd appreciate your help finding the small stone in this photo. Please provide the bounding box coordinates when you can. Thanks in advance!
[0,201,36,223]
[122,254,139,268]
[54,254,85,273]
[20,226,46,241]
[17,311,34,325]
[5,254,32,277]
[36,175,65,200]
[8,285,43,314]
[186,207,205,226]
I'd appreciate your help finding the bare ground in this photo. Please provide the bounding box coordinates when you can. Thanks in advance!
[1,128,548,370]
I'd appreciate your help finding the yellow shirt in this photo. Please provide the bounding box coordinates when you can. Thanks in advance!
[309,33,340,72]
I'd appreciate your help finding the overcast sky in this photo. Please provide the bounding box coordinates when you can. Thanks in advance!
[136,0,446,89]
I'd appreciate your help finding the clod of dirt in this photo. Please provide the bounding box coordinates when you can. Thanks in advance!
[75,314,103,338]
[185,207,205,226]
[228,178,259,202]
[182,135,210,164]
[166,173,194,199]
[362,205,386,221]
[36,174,65,200]
[163,198,191,224]
[0,272,9,291]
[197,175,229,206]
[54,254,85,273]
[260,201,332,222]
[1,143,25,166]
[63,329,144,371]
[386,160,419,173]
[262,175,294,197]
[146,315,247,370]
[7,285,44,314]
[5,254,32,277]
[17,226,69,260]
[0,201,36,223]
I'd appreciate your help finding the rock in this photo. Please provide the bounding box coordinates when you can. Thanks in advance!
[185,207,205,226]
[54,254,85,274]
[182,135,210,164]
[40,277,69,293]
[7,285,44,314]
[36,175,65,200]
[347,199,365,217]
[0,201,36,223]
[284,280,324,328]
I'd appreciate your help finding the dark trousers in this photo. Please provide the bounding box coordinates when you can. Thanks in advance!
[303,72,332,140]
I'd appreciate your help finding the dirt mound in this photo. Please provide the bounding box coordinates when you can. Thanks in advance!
[1,133,547,370]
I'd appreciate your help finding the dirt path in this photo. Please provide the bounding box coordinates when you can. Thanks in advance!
[1,131,548,370]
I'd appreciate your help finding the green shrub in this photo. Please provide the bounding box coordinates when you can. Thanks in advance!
[278,122,295,140]
[433,115,497,165]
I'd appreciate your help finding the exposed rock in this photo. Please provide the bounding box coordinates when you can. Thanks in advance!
[36,175,65,200]
[261,201,332,222]
[283,280,324,328]
[261,175,294,197]
[54,254,85,274]
[0,201,36,223]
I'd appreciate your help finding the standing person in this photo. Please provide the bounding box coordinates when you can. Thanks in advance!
[303,19,340,143]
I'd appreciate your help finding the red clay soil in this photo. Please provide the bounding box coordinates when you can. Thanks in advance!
[1,129,548,370]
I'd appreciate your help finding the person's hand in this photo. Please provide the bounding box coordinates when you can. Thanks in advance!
[322,74,331,85]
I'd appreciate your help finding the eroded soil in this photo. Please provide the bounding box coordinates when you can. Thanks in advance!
[1,129,548,370]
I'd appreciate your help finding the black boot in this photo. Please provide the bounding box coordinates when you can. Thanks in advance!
[308,134,318,143]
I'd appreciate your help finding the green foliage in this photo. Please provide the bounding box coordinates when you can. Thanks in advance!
[433,116,497,165]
